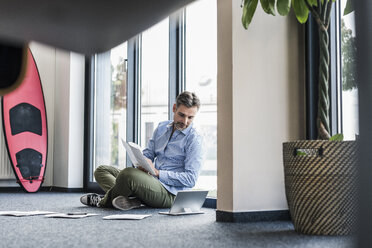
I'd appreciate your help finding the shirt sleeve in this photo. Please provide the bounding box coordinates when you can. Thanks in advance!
[158,133,203,188]
[142,126,158,162]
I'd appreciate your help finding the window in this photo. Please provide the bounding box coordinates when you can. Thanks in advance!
[185,0,217,198]
[140,19,169,147]
[338,0,358,140]
[91,42,127,181]
[306,0,357,140]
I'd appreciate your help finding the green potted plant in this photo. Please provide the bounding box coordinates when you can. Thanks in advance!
[241,0,357,235]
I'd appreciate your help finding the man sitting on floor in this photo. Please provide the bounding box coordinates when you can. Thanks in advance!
[80,91,203,210]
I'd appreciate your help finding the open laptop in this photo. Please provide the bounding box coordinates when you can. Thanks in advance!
[159,190,209,216]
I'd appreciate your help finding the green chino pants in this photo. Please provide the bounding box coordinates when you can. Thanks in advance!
[94,165,175,208]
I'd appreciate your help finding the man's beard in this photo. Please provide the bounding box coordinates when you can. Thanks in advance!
[174,122,186,131]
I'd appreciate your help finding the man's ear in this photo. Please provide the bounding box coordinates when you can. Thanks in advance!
[172,104,176,113]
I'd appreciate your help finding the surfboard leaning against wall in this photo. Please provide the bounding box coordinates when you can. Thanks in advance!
[2,48,48,193]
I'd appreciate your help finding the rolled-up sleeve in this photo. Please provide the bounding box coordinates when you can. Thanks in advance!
[158,134,203,188]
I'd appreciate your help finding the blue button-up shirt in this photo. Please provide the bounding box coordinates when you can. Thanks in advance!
[143,120,203,195]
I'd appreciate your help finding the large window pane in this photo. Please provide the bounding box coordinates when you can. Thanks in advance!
[140,19,169,147]
[93,42,127,177]
[340,0,358,140]
[185,0,217,197]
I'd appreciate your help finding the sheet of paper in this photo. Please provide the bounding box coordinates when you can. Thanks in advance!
[127,142,156,176]
[121,139,156,176]
[103,214,151,220]
[121,139,138,165]
[0,211,56,217]
[44,213,98,219]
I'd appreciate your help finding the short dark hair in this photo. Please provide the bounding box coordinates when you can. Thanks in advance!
[176,91,200,110]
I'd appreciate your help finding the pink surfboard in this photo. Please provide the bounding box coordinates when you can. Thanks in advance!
[2,48,48,192]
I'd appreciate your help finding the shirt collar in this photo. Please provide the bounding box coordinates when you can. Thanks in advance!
[167,121,193,135]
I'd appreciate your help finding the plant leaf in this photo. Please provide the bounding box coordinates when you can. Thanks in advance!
[277,0,291,16]
[242,0,259,29]
[269,0,277,15]
[291,0,309,24]
[329,133,344,141]
[260,0,276,16]
[343,0,354,15]
[307,0,317,6]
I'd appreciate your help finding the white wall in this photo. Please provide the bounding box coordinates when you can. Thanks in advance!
[217,0,305,212]
[53,50,85,188]
[67,53,85,188]
[53,50,71,187]
[217,0,233,211]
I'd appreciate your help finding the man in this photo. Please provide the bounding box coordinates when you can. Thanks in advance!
[80,91,203,210]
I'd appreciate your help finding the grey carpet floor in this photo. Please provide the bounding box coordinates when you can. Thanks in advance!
[0,192,355,248]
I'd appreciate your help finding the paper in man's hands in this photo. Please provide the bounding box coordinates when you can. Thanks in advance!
[121,139,156,176]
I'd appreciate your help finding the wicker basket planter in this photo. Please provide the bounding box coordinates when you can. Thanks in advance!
[283,140,358,235]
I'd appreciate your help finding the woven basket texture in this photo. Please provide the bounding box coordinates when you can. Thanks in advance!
[283,140,357,235]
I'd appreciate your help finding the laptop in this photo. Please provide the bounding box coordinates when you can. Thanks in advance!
[159,190,209,216]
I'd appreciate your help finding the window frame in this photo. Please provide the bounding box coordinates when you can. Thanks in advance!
[127,36,141,157]
[84,56,104,193]
[169,10,186,120]
[336,0,359,140]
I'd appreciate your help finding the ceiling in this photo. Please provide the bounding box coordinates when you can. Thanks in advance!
[0,0,195,54]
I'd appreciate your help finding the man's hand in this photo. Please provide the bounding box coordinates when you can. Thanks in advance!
[138,158,159,178]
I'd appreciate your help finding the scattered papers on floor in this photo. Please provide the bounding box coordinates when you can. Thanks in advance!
[0,211,151,220]
[0,211,56,217]
[103,214,151,220]
[44,213,98,219]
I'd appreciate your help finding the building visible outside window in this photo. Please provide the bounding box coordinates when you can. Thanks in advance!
[185,0,217,197]
[140,18,169,147]
[339,0,358,140]
[93,42,127,176]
